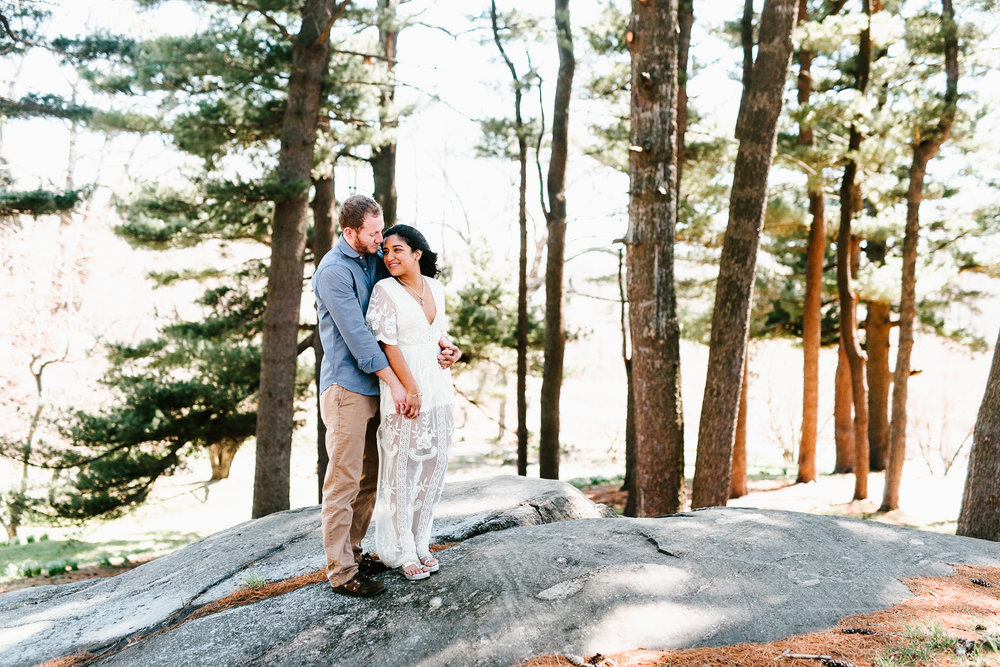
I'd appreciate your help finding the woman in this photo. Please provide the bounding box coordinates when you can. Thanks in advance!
[365,224,457,581]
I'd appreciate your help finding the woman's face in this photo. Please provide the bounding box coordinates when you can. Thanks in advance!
[382,234,421,277]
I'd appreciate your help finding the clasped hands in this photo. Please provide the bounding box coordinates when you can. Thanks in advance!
[437,338,461,370]
[393,339,462,419]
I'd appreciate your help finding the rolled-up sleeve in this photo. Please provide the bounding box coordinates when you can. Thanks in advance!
[315,263,389,375]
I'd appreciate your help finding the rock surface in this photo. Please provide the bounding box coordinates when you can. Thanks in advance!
[0,475,612,667]
[3,478,1000,667]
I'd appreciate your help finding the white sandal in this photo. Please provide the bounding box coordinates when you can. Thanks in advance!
[401,562,430,581]
[420,556,440,573]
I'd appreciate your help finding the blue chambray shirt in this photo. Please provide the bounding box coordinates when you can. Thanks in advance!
[313,235,390,396]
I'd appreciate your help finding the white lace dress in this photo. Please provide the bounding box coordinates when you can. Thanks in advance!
[365,276,455,568]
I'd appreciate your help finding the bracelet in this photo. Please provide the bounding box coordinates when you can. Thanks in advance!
[411,392,422,397]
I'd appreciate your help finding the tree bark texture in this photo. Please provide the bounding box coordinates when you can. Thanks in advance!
[733,0,754,141]
[371,0,398,228]
[311,172,336,502]
[833,337,855,473]
[796,0,821,485]
[625,0,684,516]
[538,0,574,480]
[692,0,799,509]
[253,0,339,519]
[676,0,693,188]
[882,0,957,512]
[865,300,891,471]
[837,166,869,501]
[490,0,530,476]
[731,353,750,499]
[837,0,875,502]
[957,327,1000,541]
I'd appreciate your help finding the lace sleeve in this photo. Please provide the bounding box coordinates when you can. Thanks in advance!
[366,282,398,346]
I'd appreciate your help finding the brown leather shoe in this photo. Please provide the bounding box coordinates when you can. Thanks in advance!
[331,573,385,597]
[358,552,390,576]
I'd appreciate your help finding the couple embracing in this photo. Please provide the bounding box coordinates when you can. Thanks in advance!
[313,194,461,597]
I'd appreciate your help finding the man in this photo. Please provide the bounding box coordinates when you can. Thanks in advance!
[313,194,458,597]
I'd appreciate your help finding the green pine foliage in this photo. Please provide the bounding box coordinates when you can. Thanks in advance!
[755,0,1000,352]
[447,274,544,365]
[14,1,386,519]
[27,268,266,521]
[0,187,86,217]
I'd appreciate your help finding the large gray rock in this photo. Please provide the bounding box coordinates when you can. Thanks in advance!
[80,508,1000,667]
[5,485,1000,667]
[0,475,612,667]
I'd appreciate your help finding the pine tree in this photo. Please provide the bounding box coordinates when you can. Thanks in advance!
[23,273,265,520]
[625,0,684,516]
[538,0,574,481]
[957,325,1000,541]
[692,0,799,509]
[27,1,382,519]
[483,2,543,476]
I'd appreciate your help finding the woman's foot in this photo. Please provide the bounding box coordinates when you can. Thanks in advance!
[419,556,440,573]
[401,562,430,581]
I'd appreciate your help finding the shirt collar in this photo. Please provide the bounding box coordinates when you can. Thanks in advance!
[336,234,364,261]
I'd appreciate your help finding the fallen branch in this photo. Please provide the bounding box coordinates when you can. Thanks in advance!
[780,650,832,660]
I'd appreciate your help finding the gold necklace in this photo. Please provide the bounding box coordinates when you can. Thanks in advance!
[394,275,425,305]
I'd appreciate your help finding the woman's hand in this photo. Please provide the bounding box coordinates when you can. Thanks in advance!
[437,339,462,369]
[404,390,422,419]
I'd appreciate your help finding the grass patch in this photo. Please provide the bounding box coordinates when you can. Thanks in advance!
[875,623,956,666]
[567,474,624,489]
[0,531,200,585]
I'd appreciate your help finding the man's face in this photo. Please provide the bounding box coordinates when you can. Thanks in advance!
[347,212,385,255]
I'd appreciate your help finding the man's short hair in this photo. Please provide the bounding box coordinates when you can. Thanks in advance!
[339,194,382,231]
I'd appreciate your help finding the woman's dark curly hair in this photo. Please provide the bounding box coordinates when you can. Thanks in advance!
[383,224,439,277]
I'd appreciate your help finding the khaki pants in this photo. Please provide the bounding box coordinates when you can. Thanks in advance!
[320,384,379,586]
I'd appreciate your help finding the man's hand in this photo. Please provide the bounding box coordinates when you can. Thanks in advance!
[388,376,408,414]
[437,339,462,369]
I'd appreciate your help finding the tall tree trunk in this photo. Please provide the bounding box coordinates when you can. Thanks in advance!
[837,173,869,501]
[731,353,750,498]
[692,0,799,509]
[311,171,336,502]
[676,0,693,188]
[624,0,692,517]
[865,300,891,471]
[371,0,398,227]
[515,97,529,478]
[620,247,638,517]
[490,0,530,476]
[837,0,877,503]
[734,0,754,140]
[625,0,683,516]
[7,357,55,538]
[252,0,341,519]
[833,337,855,473]
[881,0,957,513]
[538,0,574,480]
[796,0,823,485]
[957,327,1000,541]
